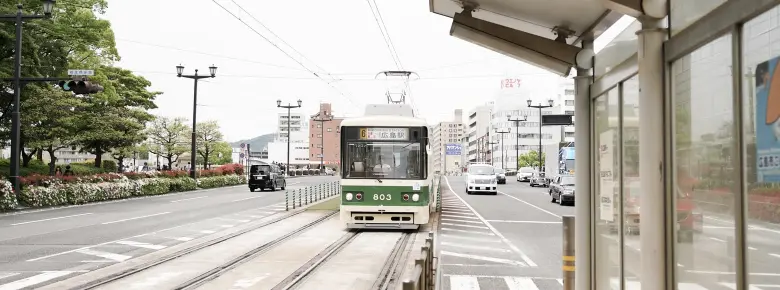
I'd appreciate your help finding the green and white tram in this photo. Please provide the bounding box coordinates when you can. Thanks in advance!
[339,104,432,229]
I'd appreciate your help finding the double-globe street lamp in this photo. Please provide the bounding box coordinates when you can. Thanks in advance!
[494,128,511,170]
[527,99,554,171]
[312,112,333,174]
[176,64,217,179]
[487,141,499,167]
[1,0,56,194]
[507,115,527,170]
[277,99,302,176]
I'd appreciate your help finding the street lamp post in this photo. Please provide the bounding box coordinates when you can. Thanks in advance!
[1,0,56,195]
[277,99,303,176]
[494,128,510,170]
[508,115,527,170]
[313,112,333,174]
[176,64,217,179]
[527,99,554,171]
[487,141,499,167]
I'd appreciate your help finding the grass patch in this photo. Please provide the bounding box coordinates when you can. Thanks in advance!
[307,197,340,211]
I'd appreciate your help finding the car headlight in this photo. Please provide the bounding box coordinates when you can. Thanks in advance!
[468,179,476,184]
[564,190,574,195]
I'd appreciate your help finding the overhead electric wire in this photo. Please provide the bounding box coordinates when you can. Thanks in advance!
[210,0,360,108]
[365,0,402,70]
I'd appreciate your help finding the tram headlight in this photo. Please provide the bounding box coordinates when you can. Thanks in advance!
[346,193,353,201]
[412,193,420,202]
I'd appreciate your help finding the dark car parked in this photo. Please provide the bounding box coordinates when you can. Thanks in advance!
[248,164,286,192]
[549,175,575,205]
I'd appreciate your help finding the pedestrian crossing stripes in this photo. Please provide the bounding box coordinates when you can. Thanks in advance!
[444,275,780,290]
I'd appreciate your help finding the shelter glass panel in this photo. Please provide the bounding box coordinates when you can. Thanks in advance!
[595,19,640,78]
[670,0,727,35]
[621,75,641,287]
[672,33,737,287]
[742,6,780,287]
[594,88,621,290]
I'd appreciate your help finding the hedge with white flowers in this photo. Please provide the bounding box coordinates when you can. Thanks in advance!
[0,180,17,210]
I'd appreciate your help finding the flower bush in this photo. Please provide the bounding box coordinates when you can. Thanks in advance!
[198,174,246,189]
[0,180,17,210]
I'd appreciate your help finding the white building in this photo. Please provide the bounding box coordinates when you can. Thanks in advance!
[466,103,493,163]
[268,111,310,167]
[276,112,309,143]
[267,142,310,166]
[432,110,465,174]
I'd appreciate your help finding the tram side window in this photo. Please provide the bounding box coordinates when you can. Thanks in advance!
[346,142,422,179]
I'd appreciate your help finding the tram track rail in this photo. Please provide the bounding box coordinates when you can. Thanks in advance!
[67,209,339,290]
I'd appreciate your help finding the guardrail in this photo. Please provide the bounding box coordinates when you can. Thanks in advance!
[432,175,442,212]
[285,181,341,211]
[402,232,435,290]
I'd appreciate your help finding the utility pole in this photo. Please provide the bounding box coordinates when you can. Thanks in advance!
[494,128,510,169]
[508,115,527,170]
[487,141,499,167]
[312,111,333,174]
[527,99,554,171]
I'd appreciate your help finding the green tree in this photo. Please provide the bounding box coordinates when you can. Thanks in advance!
[208,141,233,165]
[518,150,545,168]
[75,65,158,167]
[23,86,84,174]
[196,120,224,169]
[146,117,190,169]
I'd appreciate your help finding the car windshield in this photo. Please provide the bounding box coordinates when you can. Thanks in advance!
[495,169,505,174]
[560,176,575,186]
[251,165,271,174]
[468,166,494,175]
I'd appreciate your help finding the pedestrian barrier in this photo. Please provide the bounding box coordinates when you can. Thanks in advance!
[401,232,435,290]
[435,175,442,212]
[285,181,341,211]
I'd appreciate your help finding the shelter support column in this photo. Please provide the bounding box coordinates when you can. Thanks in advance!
[637,16,667,290]
[574,38,593,290]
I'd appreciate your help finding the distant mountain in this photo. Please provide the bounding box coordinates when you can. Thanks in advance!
[230,133,275,151]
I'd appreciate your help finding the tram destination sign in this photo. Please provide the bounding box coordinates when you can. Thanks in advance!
[359,127,409,141]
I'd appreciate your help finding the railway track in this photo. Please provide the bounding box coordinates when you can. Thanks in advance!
[272,231,417,290]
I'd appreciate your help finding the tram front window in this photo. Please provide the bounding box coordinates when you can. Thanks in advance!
[345,142,423,179]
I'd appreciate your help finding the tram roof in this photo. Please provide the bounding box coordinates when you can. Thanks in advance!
[340,115,428,127]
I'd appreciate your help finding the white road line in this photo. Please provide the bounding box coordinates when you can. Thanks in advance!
[709,237,726,243]
[485,220,562,224]
[215,217,250,223]
[0,273,18,280]
[703,226,734,229]
[441,218,484,224]
[441,242,511,253]
[10,213,93,226]
[442,228,495,236]
[441,251,527,266]
[770,253,780,259]
[0,271,73,290]
[678,283,708,290]
[443,209,474,214]
[719,282,767,290]
[445,177,538,267]
[173,237,193,242]
[498,191,561,218]
[557,279,563,285]
[74,249,131,262]
[449,275,480,290]
[220,225,235,228]
[170,196,208,203]
[442,214,478,220]
[440,234,502,243]
[102,212,170,225]
[232,196,261,202]
[200,230,216,234]
[442,222,489,230]
[115,240,166,250]
[505,277,539,290]
[686,270,780,276]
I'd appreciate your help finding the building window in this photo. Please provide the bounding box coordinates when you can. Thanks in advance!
[565,111,574,115]
[564,89,574,95]
[317,134,322,138]
[565,100,575,106]
[317,124,322,128]
[327,128,332,132]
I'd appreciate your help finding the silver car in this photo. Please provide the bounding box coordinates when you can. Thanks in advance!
[529,172,549,187]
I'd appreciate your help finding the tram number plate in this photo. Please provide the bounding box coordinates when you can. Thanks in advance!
[373,193,391,201]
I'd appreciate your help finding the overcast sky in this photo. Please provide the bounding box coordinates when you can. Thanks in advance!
[104,0,633,142]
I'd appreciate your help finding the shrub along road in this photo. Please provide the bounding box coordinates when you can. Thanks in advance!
[0,175,337,289]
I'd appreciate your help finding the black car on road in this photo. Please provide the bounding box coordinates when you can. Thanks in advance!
[248,164,287,192]
[549,175,575,205]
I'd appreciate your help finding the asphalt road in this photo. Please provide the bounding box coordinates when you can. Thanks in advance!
[438,176,572,290]
[0,175,337,290]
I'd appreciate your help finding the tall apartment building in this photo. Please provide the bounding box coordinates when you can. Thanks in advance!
[268,112,310,166]
[432,110,465,174]
[308,103,344,170]
[466,103,493,163]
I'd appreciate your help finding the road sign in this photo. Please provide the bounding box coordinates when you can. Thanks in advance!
[239,153,245,159]
[67,69,94,76]
[542,114,574,125]
[446,144,461,155]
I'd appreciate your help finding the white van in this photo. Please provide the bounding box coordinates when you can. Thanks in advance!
[517,167,535,182]
[465,164,497,195]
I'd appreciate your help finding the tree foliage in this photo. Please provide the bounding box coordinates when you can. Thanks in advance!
[518,150,545,168]
[196,121,224,169]
[146,117,190,169]
[23,86,84,173]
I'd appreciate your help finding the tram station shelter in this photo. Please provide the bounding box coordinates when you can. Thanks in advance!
[429,0,780,289]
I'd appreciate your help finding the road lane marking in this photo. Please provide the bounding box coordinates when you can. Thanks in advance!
[220,225,235,228]
[10,213,93,226]
[445,177,538,267]
[505,277,539,290]
[749,247,758,250]
[232,196,262,202]
[0,271,73,290]
[485,220,562,224]
[75,249,131,262]
[719,282,768,290]
[441,218,484,224]
[443,208,473,213]
[0,273,18,280]
[498,191,561,218]
[170,196,208,203]
[115,240,167,250]
[442,228,495,236]
[215,217,250,223]
[449,275,480,290]
[686,270,780,276]
[770,253,780,259]
[231,274,269,289]
[441,242,511,253]
[173,237,193,242]
[442,222,489,230]
[441,251,527,266]
[442,214,478,220]
[129,272,184,288]
[557,279,563,285]
[200,230,216,234]
[102,212,171,225]
[709,237,726,242]
[440,234,501,243]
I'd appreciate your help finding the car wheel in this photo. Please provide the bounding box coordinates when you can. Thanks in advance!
[558,196,563,206]
[260,187,265,192]
[249,187,255,192]
[493,191,498,195]
[466,190,471,195]
[281,181,286,190]
[270,182,277,192]
[551,196,556,203]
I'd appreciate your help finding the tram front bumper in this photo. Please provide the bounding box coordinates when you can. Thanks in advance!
[341,205,429,229]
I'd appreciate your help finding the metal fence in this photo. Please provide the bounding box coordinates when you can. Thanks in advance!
[402,232,435,290]
[285,181,341,211]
